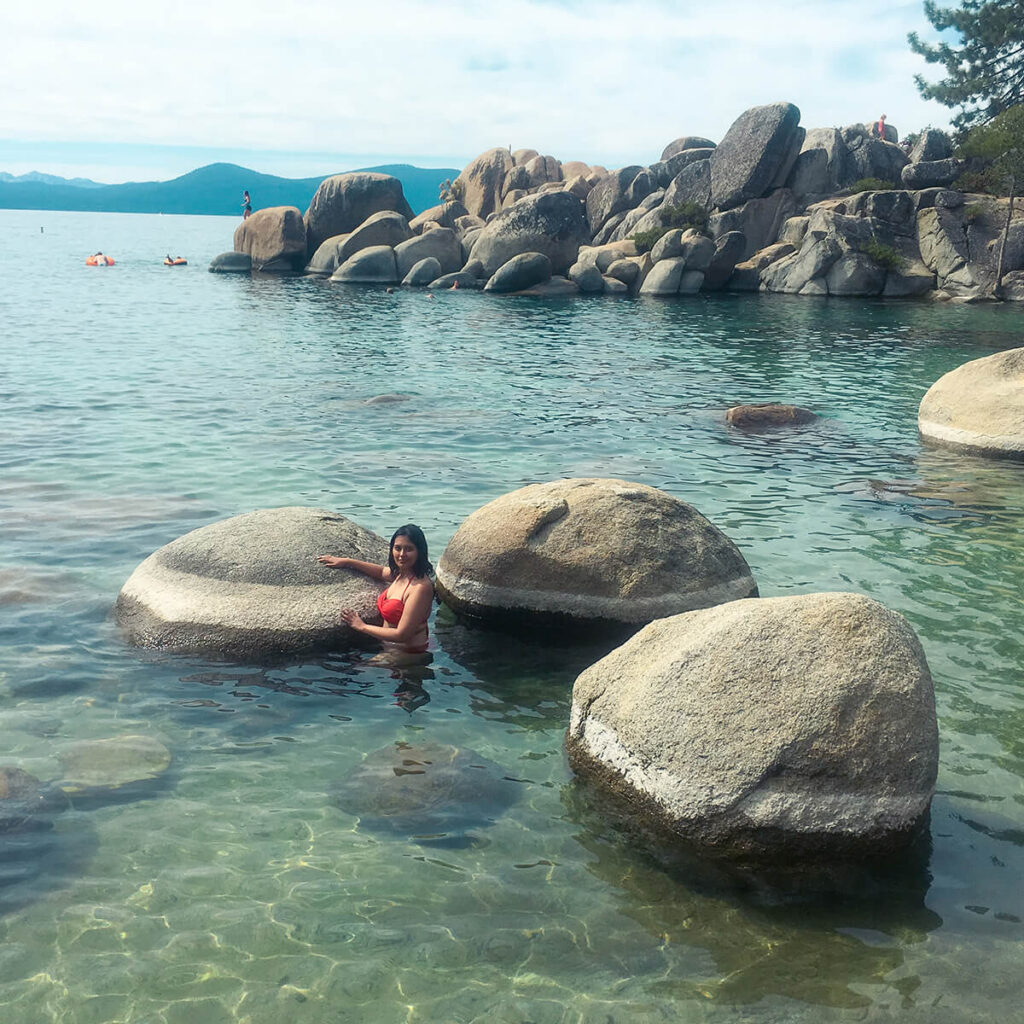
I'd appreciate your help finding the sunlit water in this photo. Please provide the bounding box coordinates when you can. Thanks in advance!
[1,209,1022,1023]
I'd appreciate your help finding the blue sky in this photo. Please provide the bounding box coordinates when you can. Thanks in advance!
[0,0,951,184]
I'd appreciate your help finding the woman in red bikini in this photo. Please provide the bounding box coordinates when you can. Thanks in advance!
[318,524,433,653]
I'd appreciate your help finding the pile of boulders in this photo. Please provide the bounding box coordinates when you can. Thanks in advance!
[211,100,1023,300]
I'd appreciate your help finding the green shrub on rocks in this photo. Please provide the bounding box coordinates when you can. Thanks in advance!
[631,228,667,253]
[850,177,896,193]
[862,239,907,271]
[662,201,709,232]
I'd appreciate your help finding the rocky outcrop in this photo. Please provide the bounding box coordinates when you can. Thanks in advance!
[410,200,468,233]
[910,129,953,164]
[840,126,908,186]
[484,252,552,293]
[918,347,1024,458]
[233,206,306,271]
[115,507,388,657]
[470,191,590,275]
[304,173,413,257]
[660,136,716,161]
[435,478,757,629]
[788,128,849,197]
[710,102,803,210]
[586,166,652,237]
[709,190,798,260]
[566,592,938,858]
[704,231,747,290]
[901,159,964,189]
[454,148,515,220]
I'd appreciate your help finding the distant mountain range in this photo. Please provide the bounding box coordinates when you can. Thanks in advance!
[0,162,462,216]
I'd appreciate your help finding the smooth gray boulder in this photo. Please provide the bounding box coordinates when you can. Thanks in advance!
[825,252,888,296]
[569,260,605,293]
[608,189,667,242]
[660,136,716,161]
[306,234,349,275]
[602,275,629,295]
[483,252,552,293]
[639,257,687,296]
[304,173,413,256]
[566,592,938,858]
[918,347,1024,458]
[704,231,747,290]
[402,257,442,286]
[338,210,412,263]
[330,245,398,283]
[788,128,850,197]
[429,271,480,290]
[233,206,306,271]
[115,507,389,657]
[710,102,803,210]
[436,478,757,629]
[454,147,515,220]
[209,251,252,274]
[471,191,589,276]
[394,228,462,279]
[605,258,640,286]
[650,228,685,262]
[901,159,964,189]
[840,126,908,186]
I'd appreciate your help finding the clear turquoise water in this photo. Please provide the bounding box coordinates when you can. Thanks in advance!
[1,209,1023,1023]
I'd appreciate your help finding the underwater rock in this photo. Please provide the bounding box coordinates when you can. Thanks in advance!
[58,734,172,794]
[726,403,817,429]
[566,592,938,859]
[331,741,520,843]
[0,767,63,832]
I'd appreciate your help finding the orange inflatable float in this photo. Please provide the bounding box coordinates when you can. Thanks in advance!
[85,254,114,266]
[163,257,188,266]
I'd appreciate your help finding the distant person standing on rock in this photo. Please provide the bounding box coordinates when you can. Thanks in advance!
[241,190,252,219]
[874,114,887,140]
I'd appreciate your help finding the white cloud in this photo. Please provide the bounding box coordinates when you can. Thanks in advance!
[1,0,953,176]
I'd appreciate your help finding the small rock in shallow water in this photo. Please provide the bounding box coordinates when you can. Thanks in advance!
[58,734,171,794]
[726,403,817,429]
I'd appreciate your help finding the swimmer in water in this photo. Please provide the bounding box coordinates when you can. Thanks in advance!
[319,524,433,653]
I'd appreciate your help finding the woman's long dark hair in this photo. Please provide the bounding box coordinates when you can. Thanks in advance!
[388,524,433,578]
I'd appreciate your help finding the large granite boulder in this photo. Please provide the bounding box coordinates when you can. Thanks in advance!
[484,252,552,293]
[115,507,389,657]
[901,159,964,189]
[651,148,716,188]
[566,592,938,858]
[710,102,803,211]
[470,191,590,276]
[304,173,413,257]
[306,234,349,275]
[330,245,398,284]
[209,251,252,274]
[394,228,462,279]
[840,126,908,186]
[233,206,306,271]
[435,478,757,630]
[402,256,442,287]
[663,159,712,210]
[787,128,850,197]
[918,347,1024,458]
[910,129,953,163]
[704,231,748,290]
[454,147,515,220]
[586,166,647,236]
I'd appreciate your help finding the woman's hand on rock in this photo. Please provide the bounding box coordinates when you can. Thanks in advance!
[341,609,365,630]
[318,555,346,568]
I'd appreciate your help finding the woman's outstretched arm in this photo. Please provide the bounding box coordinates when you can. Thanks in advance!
[317,555,391,580]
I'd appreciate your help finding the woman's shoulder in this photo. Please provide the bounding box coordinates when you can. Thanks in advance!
[412,574,434,591]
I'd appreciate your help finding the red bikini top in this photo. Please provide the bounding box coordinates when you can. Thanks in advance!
[377,578,413,626]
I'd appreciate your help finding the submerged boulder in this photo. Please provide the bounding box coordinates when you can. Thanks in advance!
[566,592,938,859]
[115,507,388,657]
[727,403,817,429]
[233,206,306,271]
[436,478,757,630]
[209,251,252,274]
[470,191,590,276]
[304,173,413,257]
[58,735,172,796]
[331,741,520,843]
[918,347,1024,459]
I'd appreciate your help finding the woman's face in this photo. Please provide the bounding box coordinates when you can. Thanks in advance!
[392,536,418,572]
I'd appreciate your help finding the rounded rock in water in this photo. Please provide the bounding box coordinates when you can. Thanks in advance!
[331,741,520,844]
[115,506,388,658]
[918,347,1024,460]
[58,734,172,795]
[566,592,939,860]
[436,478,757,632]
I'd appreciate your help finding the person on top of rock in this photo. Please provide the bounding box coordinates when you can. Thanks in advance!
[874,114,887,140]
[319,524,434,654]
[241,190,252,219]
